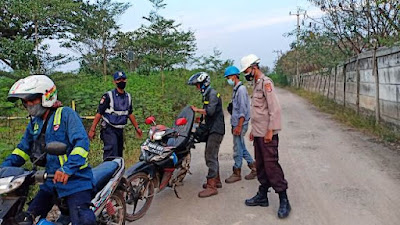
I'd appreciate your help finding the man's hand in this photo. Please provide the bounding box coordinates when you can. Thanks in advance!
[136,128,143,138]
[233,125,242,136]
[191,105,198,112]
[264,130,273,143]
[249,132,254,141]
[53,170,70,185]
[88,129,95,140]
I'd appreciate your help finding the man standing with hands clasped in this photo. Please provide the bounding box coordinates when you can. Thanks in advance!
[240,54,291,219]
[223,66,256,184]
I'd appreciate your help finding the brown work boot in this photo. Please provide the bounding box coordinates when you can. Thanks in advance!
[244,162,257,180]
[198,178,218,198]
[225,168,241,183]
[203,173,222,189]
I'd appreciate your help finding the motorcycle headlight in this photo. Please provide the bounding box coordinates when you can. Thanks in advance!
[0,176,25,195]
[153,131,165,141]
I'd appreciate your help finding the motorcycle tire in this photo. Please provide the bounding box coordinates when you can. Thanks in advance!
[100,190,126,225]
[125,172,154,221]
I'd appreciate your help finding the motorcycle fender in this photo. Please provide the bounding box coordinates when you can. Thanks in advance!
[0,196,20,223]
[124,161,156,179]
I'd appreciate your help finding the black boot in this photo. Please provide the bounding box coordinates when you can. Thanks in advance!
[15,211,34,225]
[278,191,291,218]
[245,186,269,207]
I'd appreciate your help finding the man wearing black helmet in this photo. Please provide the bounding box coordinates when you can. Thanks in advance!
[187,72,225,198]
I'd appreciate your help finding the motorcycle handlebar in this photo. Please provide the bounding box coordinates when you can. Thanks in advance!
[34,171,54,183]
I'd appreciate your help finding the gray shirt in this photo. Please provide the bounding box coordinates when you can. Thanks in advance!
[231,81,251,127]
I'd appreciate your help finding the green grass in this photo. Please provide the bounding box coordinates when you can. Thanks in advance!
[0,70,233,168]
[289,87,400,144]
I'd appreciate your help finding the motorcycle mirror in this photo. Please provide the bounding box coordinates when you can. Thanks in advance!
[175,118,187,126]
[45,141,67,156]
[145,116,156,125]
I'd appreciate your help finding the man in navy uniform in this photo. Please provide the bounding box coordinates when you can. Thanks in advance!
[89,71,142,160]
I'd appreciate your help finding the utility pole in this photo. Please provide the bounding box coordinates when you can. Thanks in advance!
[273,50,283,61]
[290,8,306,87]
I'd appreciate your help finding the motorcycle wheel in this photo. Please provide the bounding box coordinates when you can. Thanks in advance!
[99,190,126,225]
[125,172,154,221]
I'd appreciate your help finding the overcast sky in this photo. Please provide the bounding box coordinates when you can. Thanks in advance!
[49,0,320,72]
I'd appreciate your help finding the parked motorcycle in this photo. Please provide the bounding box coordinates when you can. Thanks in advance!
[0,142,126,225]
[124,105,196,221]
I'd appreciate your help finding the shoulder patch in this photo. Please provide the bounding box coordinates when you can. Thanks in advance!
[265,82,272,92]
[100,96,105,104]
[33,123,39,134]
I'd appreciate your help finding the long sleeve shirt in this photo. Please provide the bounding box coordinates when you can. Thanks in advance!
[250,74,282,137]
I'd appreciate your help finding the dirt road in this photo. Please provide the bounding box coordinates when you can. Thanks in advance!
[130,87,400,225]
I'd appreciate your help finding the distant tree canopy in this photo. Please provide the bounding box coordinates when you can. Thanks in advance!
[0,0,82,73]
[0,0,232,77]
[275,0,400,76]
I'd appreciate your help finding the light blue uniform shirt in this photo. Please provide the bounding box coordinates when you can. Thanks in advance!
[231,82,250,127]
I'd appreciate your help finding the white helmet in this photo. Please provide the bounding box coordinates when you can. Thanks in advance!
[8,75,57,107]
[240,54,261,73]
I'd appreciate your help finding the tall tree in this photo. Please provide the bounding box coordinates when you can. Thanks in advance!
[63,0,130,77]
[131,0,197,74]
[0,0,82,73]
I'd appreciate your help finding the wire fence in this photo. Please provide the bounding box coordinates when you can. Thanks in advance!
[0,101,96,121]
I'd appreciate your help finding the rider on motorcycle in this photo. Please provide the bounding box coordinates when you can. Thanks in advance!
[1,75,96,225]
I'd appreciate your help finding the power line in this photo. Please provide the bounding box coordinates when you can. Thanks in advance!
[289,7,306,87]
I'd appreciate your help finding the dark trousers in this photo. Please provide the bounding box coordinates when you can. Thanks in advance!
[205,133,224,179]
[28,189,96,225]
[254,134,288,193]
[100,125,124,160]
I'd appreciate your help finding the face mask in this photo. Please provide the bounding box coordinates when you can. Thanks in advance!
[227,79,235,86]
[244,68,254,81]
[117,81,126,89]
[26,104,47,117]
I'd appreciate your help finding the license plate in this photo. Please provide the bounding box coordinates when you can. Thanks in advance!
[143,142,165,155]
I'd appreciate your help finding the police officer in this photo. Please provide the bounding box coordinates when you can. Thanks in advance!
[89,71,142,160]
[2,75,96,225]
[224,66,256,184]
[188,72,225,198]
[240,54,291,218]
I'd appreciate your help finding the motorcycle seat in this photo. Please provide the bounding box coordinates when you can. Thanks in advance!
[0,167,25,178]
[92,161,119,191]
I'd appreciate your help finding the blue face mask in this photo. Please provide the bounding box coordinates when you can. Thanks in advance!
[227,79,235,86]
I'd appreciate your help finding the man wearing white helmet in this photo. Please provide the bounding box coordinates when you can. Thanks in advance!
[240,54,291,218]
[2,75,96,225]
[188,72,225,198]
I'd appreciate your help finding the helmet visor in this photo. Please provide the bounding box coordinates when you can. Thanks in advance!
[7,93,42,102]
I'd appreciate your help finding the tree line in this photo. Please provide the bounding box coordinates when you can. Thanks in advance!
[275,0,400,76]
[0,0,232,78]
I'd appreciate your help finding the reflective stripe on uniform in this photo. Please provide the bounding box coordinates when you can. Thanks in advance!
[101,116,126,128]
[104,109,129,116]
[204,93,220,105]
[58,154,68,166]
[12,148,29,162]
[105,91,130,116]
[70,147,88,158]
[54,107,63,126]
[79,162,88,170]
[59,153,88,170]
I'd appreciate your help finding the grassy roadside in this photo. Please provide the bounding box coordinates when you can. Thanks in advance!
[288,87,400,148]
